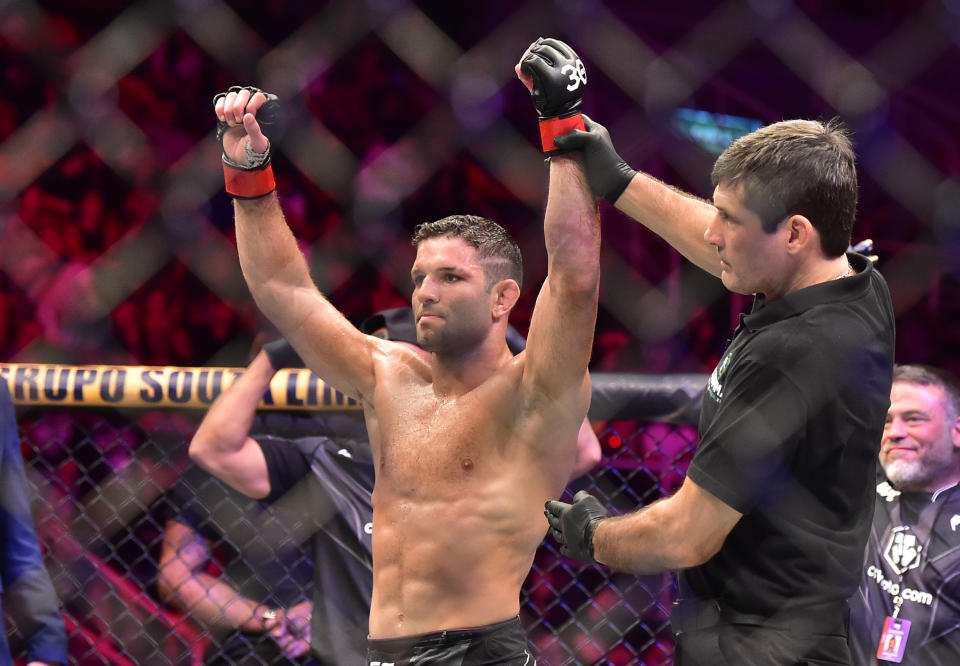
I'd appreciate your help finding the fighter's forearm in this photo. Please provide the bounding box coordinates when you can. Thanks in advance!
[545,155,601,293]
[234,194,315,331]
[615,173,721,277]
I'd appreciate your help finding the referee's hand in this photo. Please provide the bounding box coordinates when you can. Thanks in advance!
[545,490,610,564]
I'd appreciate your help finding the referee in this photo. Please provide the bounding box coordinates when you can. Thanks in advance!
[544,115,895,664]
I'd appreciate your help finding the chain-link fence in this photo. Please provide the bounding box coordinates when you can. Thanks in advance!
[7,373,703,665]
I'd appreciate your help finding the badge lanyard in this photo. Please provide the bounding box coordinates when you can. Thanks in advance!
[876,485,956,662]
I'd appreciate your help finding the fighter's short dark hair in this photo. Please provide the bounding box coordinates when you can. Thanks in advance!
[412,215,523,291]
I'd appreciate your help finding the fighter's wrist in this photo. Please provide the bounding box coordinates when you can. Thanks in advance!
[538,113,585,154]
[223,162,276,199]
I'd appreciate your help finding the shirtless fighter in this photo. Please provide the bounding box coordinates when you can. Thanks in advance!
[212,37,598,664]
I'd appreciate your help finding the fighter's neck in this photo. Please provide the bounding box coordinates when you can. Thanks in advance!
[430,345,513,396]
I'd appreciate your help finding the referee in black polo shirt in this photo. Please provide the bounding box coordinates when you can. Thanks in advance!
[543,116,896,664]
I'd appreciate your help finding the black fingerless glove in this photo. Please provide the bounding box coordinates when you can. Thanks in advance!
[212,85,284,198]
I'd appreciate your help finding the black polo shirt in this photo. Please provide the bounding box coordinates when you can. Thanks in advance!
[681,252,896,617]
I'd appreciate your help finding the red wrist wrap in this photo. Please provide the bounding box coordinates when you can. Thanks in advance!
[223,163,276,199]
[538,113,585,152]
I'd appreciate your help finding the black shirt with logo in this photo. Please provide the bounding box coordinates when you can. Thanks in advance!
[258,433,375,666]
[682,253,896,619]
[849,479,960,664]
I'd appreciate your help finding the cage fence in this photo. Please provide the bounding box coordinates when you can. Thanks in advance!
[7,372,704,665]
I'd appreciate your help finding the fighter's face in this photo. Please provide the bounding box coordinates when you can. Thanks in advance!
[881,382,960,493]
[411,236,491,354]
[705,183,788,299]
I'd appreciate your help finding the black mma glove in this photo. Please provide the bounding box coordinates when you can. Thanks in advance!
[553,115,637,203]
[520,37,587,155]
[212,85,284,198]
[544,490,611,565]
[261,339,305,370]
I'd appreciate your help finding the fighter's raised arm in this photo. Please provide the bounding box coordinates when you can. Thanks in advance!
[554,116,721,276]
[515,39,600,402]
[214,86,376,400]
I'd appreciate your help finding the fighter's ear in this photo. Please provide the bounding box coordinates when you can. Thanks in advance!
[951,413,960,451]
[491,278,520,317]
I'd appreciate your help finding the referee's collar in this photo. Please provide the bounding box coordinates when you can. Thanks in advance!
[738,252,874,332]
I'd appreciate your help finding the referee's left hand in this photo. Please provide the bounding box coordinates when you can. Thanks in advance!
[545,490,610,564]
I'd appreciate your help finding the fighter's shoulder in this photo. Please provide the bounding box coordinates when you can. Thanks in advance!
[369,338,431,379]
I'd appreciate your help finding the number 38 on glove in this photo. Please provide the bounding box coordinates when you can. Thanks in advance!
[520,38,588,154]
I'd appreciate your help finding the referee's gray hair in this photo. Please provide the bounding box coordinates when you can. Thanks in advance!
[893,364,960,420]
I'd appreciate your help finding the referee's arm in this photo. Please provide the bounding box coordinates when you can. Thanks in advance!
[592,477,741,574]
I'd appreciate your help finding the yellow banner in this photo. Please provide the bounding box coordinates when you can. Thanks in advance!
[0,364,360,411]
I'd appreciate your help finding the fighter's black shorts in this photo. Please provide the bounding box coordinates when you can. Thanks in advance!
[367,616,536,665]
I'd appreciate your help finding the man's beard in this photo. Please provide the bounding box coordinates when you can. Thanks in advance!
[417,327,444,353]
[417,318,485,356]
[883,451,952,492]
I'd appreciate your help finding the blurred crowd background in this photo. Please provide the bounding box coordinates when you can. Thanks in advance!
[1,0,958,375]
[1,0,959,664]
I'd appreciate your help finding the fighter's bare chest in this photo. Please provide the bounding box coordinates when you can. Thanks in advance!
[372,387,511,485]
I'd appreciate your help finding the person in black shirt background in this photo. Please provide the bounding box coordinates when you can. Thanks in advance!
[850,364,960,665]
[160,331,373,665]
